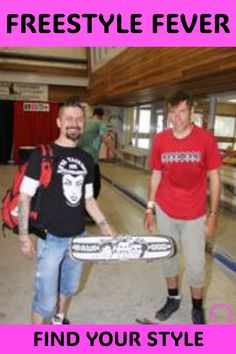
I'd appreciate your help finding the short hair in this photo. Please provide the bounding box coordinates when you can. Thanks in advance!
[166,91,194,109]
[93,107,104,117]
[59,96,84,117]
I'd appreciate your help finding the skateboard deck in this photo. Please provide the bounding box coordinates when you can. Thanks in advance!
[70,235,175,262]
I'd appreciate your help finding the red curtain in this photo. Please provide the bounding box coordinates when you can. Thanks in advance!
[13,102,59,164]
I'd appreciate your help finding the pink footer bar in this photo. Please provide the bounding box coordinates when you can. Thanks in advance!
[0,324,235,354]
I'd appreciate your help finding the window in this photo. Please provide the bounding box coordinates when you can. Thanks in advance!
[214,116,235,137]
[138,109,151,133]
[214,115,236,150]
[131,105,167,150]
[90,48,126,71]
[193,113,203,127]
[156,111,164,133]
[218,142,234,150]
[132,107,151,149]
[133,108,138,132]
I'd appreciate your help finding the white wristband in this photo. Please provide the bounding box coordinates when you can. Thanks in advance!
[147,201,155,209]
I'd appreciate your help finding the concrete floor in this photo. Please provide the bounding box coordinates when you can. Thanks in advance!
[100,162,236,262]
[0,163,236,324]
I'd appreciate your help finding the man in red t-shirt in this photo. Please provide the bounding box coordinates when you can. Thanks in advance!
[144,91,221,324]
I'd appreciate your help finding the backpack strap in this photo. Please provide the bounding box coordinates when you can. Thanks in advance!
[38,144,54,187]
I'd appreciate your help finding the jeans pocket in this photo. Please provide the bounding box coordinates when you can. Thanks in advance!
[37,238,49,260]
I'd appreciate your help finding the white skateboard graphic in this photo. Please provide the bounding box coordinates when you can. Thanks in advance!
[70,235,175,262]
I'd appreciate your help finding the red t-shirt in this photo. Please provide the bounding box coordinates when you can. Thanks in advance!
[150,126,221,219]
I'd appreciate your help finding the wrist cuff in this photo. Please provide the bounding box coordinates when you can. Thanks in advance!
[146,201,156,214]
[147,201,155,209]
[98,219,108,227]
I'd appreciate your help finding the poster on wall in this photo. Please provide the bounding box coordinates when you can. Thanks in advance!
[0,83,48,101]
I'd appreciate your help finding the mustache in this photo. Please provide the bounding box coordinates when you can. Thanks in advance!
[66,127,81,131]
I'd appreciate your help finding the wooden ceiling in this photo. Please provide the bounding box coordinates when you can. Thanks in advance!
[88,48,236,106]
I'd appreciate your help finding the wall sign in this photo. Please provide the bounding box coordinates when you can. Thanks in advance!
[0,83,48,101]
[23,102,50,112]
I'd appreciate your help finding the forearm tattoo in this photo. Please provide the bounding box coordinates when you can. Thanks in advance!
[18,197,31,235]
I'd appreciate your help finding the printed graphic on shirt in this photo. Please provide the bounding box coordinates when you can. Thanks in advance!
[57,157,87,207]
[161,151,201,163]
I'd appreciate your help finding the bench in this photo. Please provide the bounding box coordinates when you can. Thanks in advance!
[119,146,149,169]
[220,165,236,207]
[220,165,236,187]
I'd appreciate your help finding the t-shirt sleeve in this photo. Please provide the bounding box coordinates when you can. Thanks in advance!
[206,133,222,170]
[149,135,162,170]
[19,148,42,196]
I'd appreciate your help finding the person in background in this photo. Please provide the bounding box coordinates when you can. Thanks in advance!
[18,97,116,324]
[144,91,221,324]
[79,107,123,199]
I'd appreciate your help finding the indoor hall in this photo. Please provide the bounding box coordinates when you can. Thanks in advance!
[1,47,236,325]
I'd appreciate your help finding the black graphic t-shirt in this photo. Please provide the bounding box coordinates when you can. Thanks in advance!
[20,143,94,237]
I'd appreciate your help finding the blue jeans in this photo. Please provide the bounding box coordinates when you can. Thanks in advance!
[32,233,83,319]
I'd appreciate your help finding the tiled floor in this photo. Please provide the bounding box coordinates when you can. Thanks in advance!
[0,163,235,324]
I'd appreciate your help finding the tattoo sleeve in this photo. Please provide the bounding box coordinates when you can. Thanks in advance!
[18,193,31,235]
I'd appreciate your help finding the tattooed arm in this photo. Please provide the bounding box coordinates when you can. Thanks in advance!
[18,192,36,259]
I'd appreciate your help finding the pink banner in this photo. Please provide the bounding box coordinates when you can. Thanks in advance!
[0,324,235,353]
[0,0,236,46]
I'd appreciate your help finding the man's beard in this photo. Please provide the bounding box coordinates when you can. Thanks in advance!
[66,128,82,141]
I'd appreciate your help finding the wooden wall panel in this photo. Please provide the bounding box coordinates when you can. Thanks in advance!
[0,63,88,77]
[49,86,89,103]
[88,48,236,106]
